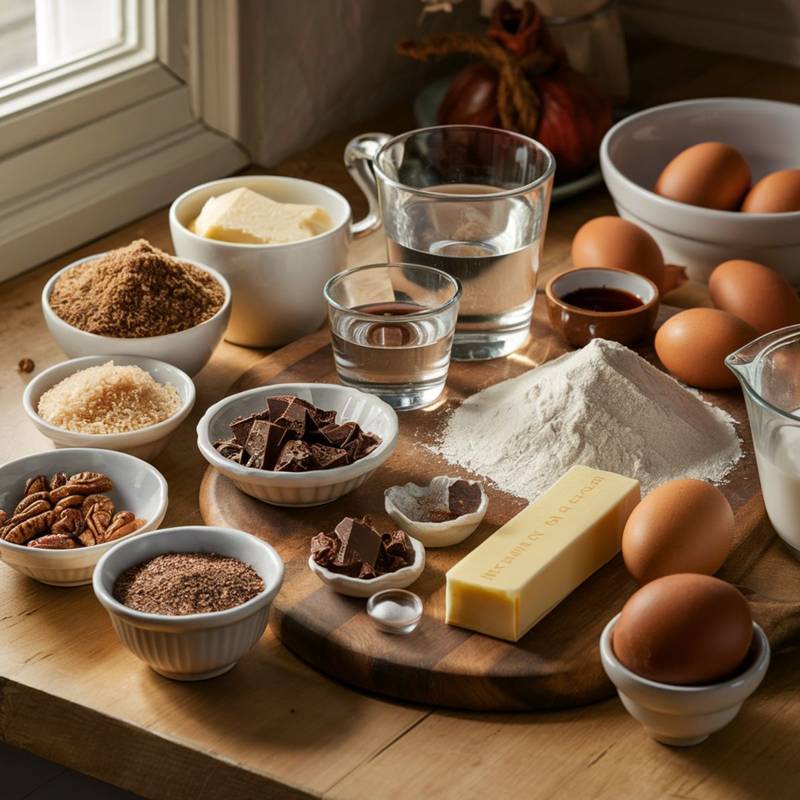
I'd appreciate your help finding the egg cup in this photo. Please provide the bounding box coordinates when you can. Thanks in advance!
[545,268,660,348]
[600,614,770,747]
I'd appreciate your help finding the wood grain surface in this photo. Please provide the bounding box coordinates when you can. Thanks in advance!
[200,303,800,710]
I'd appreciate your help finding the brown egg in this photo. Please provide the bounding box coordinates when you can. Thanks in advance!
[709,259,800,335]
[655,308,756,389]
[741,169,800,213]
[613,574,753,685]
[622,479,734,584]
[571,216,666,291]
[654,142,751,211]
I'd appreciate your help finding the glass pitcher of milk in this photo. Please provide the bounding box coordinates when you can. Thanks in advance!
[727,325,800,558]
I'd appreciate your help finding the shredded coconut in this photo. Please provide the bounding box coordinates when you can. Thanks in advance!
[38,361,181,434]
[432,339,741,500]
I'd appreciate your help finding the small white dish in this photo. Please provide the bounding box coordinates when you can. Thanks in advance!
[93,526,284,681]
[170,175,355,348]
[308,535,425,598]
[367,589,423,634]
[384,476,488,548]
[42,253,231,376]
[601,97,800,283]
[197,383,399,507]
[23,355,196,462]
[0,448,168,586]
[600,614,770,747]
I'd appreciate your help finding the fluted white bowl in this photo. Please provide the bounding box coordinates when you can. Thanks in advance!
[42,253,231,376]
[93,526,284,681]
[197,383,399,507]
[0,448,168,586]
[22,355,195,462]
[600,614,770,747]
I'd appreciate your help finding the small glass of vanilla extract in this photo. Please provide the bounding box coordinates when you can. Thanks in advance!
[324,263,462,410]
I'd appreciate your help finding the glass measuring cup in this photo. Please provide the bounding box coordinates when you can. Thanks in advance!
[727,325,800,558]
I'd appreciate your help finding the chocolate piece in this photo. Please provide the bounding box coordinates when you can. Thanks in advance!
[333,517,382,571]
[275,439,314,472]
[266,395,292,421]
[311,444,350,470]
[276,400,312,439]
[310,531,339,567]
[230,410,270,447]
[382,529,413,560]
[214,439,244,464]
[448,480,482,517]
[244,420,290,470]
[320,421,358,447]
[358,562,378,580]
[356,432,382,458]
[310,408,337,428]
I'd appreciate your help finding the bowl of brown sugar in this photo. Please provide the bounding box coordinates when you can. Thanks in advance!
[93,526,284,680]
[42,240,231,376]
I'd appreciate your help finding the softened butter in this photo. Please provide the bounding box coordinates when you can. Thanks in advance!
[445,465,640,641]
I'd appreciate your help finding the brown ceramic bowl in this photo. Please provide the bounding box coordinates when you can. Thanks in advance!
[545,267,660,347]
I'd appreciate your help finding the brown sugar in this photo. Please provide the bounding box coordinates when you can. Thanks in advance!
[49,239,225,337]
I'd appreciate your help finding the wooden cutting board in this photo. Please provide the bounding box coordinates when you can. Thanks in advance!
[200,303,800,710]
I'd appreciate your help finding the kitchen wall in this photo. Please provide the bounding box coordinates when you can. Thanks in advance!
[237,0,481,166]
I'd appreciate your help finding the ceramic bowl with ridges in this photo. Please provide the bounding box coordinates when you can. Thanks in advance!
[0,448,168,586]
[600,614,770,746]
[196,383,399,507]
[93,526,284,680]
[42,253,231,376]
[22,355,196,462]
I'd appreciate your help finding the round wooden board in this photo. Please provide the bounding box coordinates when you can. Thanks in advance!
[200,305,800,710]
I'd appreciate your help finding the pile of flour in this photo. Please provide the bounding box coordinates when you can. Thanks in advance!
[433,338,741,501]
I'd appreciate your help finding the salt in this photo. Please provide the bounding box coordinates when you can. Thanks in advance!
[367,589,423,635]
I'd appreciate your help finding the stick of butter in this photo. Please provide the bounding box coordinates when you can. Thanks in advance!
[446,465,640,642]
[191,187,332,244]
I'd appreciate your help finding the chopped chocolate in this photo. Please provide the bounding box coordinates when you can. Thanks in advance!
[311,444,350,470]
[311,516,415,581]
[275,440,315,472]
[213,394,382,474]
[448,479,482,517]
[425,507,458,523]
[310,531,339,567]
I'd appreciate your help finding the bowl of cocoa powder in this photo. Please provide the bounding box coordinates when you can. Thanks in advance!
[42,240,231,376]
[93,525,284,680]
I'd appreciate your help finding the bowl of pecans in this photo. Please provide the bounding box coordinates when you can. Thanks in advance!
[0,448,168,586]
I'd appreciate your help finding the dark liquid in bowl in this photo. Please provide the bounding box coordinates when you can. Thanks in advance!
[561,287,643,312]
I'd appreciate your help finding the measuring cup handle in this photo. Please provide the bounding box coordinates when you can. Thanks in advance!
[344,132,392,239]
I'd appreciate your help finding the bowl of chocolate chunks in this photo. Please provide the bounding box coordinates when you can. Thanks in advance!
[196,384,399,507]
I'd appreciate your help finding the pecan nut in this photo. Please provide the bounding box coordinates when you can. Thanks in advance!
[103,511,144,542]
[4,510,54,544]
[13,492,51,517]
[5,498,52,528]
[51,508,85,537]
[49,472,68,490]
[28,533,78,550]
[24,475,48,496]
[53,495,85,515]
[0,510,7,527]
[82,494,114,518]
[84,504,112,544]
[50,472,112,502]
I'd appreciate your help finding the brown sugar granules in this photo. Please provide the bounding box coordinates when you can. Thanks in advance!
[49,239,225,338]
[113,552,264,615]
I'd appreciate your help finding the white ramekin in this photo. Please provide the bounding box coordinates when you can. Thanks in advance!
[600,614,770,747]
[42,253,232,376]
[22,355,196,462]
[93,526,284,681]
[169,175,352,348]
[0,448,168,586]
[600,97,800,284]
[196,383,399,507]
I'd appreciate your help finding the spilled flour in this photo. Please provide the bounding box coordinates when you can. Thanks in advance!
[433,339,741,501]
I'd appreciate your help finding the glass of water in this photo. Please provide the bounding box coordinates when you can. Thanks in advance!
[324,263,461,410]
[345,125,555,361]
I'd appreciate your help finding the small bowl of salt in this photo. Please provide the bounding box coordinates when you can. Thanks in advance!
[367,589,423,635]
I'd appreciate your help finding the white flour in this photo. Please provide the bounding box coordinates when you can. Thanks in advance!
[433,338,741,501]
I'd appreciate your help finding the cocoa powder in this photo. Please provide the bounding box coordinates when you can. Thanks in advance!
[113,552,264,615]
[49,239,225,337]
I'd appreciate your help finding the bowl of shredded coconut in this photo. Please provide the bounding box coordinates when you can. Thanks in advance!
[23,355,195,462]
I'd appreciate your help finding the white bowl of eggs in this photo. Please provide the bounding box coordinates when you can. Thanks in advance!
[601,97,800,284]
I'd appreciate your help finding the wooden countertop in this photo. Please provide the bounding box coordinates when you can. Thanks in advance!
[2,42,800,800]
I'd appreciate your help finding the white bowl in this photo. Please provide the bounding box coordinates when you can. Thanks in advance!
[308,535,425,598]
[170,175,352,348]
[384,477,488,548]
[600,614,770,747]
[22,355,196,462]
[601,97,800,284]
[0,448,168,586]
[93,526,284,681]
[42,253,232,376]
[197,383,399,507]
